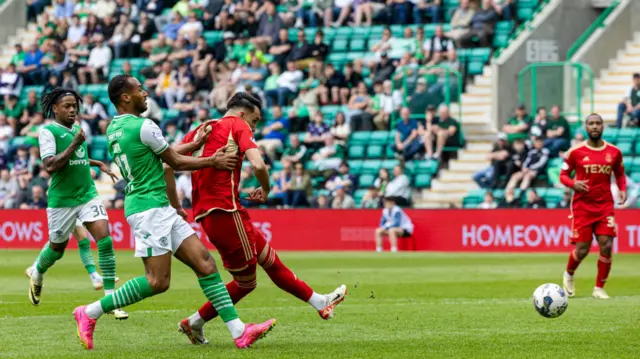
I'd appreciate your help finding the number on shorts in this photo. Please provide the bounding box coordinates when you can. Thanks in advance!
[607,216,615,228]
[91,205,107,217]
[114,154,134,190]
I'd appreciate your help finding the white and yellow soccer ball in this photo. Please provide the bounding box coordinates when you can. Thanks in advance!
[532,283,568,318]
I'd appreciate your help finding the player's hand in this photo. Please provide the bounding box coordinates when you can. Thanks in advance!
[618,191,627,206]
[72,128,86,145]
[246,187,268,203]
[176,207,188,220]
[210,145,238,170]
[98,161,119,183]
[573,180,589,193]
[194,120,215,146]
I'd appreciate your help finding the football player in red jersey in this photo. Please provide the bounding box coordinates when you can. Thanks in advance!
[167,92,346,345]
[559,113,626,299]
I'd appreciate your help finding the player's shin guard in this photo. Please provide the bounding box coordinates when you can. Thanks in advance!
[566,249,582,275]
[197,267,257,322]
[596,254,612,288]
[97,236,116,292]
[86,276,154,318]
[261,248,313,302]
[35,245,64,274]
[77,238,97,275]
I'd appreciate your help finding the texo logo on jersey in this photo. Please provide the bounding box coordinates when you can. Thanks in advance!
[583,164,612,174]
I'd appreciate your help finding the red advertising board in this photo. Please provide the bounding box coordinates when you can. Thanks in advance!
[2,209,640,252]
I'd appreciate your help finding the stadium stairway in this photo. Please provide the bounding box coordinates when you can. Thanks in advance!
[580,32,640,125]
[0,23,39,66]
[414,67,495,208]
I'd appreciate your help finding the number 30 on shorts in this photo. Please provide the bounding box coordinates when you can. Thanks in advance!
[607,216,615,228]
[92,205,107,217]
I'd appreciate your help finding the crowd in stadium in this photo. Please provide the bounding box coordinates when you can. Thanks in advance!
[0,0,527,210]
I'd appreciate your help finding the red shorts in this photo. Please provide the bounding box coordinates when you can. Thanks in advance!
[200,209,268,271]
[570,215,617,244]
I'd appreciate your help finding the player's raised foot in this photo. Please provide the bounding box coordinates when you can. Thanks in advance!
[73,306,96,350]
[106,308,129,320]
[562,272,575,298]
[178,318,210,345]
[318,284,347,320]
[91,274,121,291]
[592,287,610,299]
[234,319,276,349]
[25,265,34,279]
[28,276,42,306]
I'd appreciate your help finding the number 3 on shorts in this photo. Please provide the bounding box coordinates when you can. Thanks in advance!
[92,205,107,217]
[607,216,615,228]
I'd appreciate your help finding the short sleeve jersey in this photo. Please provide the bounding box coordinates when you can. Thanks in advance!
[39,122,98,208]
[181,116,258,220]
[106,114,170,217]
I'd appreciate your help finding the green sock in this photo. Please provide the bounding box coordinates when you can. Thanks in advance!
[35,245,63,274]
[99,276,154,312]
[77,238,96,275]
[199,272,239,322]
[97,236,116,290]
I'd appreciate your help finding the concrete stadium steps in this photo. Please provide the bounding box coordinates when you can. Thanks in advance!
[415,67,494,208]
[0,24,39,66]
[579,32,640,125]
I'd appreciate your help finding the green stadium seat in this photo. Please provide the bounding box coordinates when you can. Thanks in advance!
[517,0,539,7]
[335,27,353,38]
[617,128,637,141]
[9,136,26,147]
[369,131,388,145]
[366,145,384,158]
[272,161,284,172]
[332,39,348,52]
[471,47,492,62]
[603,128,618,144]
[353,189,368,205]
[495,21,514,34]
[348,160,363,175]
[468,61,484,76]
[463,203,478,208]
[404,161,416,176]
[369,26,384,39]
[327,53,348,67]
[352,27,370,38]
[545,188,564,202]
[414,174,431,188]
[348,145,366,159]
[617,142,632,156]
[631,157,640,172]
[631,172,640,184]
[517,8,534,21]
[350,131,371,145]
[381,159,399,172]
[623,156,633,174]
[203,31,223,44]
[493,34,509,48]
[349,38,366,52]
[465,189,486,202]
[359,174,375,188]
[416,160,439,175]
[361,160,381,175]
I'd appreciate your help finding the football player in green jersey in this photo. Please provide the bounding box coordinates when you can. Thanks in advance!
[73,75,275,350]
[29,88,128,319]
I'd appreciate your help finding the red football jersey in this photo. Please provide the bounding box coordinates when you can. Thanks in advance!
[559,141,626,228]
[181,116,258,220]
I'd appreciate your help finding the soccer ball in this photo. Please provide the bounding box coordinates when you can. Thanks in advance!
[532,283,568,318]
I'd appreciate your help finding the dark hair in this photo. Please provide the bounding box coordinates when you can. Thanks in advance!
[586,113,603,123]
[41,87,83,119]
[633,73,640,79]
[108,74,134,105]
[226,92,262,112]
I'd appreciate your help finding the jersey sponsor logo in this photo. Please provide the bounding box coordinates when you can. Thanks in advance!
[583,164,612,175]
[60,133,68,138]
[75,146,85,159]
[69,159,90,166]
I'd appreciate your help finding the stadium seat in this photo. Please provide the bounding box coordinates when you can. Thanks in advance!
[369,131,388,145]
[381,159,399,172]
[517,8,534,21]
[617,128,637,142]
[353,189,368,205]
[416,160,439,175]
[361,160,381,175]
[350,131,371,145]
[332,39,348,52]
[366,145,384,158]
[348,145,366,159]
[603,128,618,144]
[414,174,432,188]
[348,160,363,175]
[617,142,633,156]
[359,174,375,188]
[350,38,366,52]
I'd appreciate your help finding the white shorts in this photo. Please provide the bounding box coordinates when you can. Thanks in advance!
[47,197,108,243]
[127,206,195,258]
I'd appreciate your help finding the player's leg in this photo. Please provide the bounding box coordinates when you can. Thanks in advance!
[79,199,117,297]
[593,216,616,299]
[562,225,592,297]
[72,224,98,278]
[375,227,388,252]
[29,207,76,305]
[387,227,403,253]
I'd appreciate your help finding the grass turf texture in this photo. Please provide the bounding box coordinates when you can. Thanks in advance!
[1,251,640,358]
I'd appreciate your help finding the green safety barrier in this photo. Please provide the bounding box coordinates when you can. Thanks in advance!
[567,0,620,59]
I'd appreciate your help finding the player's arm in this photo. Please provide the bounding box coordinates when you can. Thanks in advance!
[614,151,627,204]
[559,148,588,193]
[245,148,271,199]
[88,159,119,182]
[163,164,188,219]
[40,127,85,173]
[140,119,237,171]
[172,121,213,155]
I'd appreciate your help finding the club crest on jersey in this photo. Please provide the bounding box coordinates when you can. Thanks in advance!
[605,153,612,163]
[75,146,85,158]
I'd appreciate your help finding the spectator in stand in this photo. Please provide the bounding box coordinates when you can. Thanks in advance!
[344,62,364,100]
[506,136,549,191]
[446,0,475,44]
[385,164,411,207]
[543,105,571,157]
[176,171,192,206]
[0,115,13,153]
[374,167,390,194]
[110,14,136,58]
[523,189,546,209]
[478,191,497,209]
[423,25,455,66]
[285,162,313,207]
[288,30,312,66]
[179,12,204,37]
[458,0,498,48]
[0,169,19,208]
[498,188,520,208]
[257,106,289,161]
[311,135,344,171]
[19,43,45,85]
[95,0,118,19]
[281,134,309,164]
[5,95,25,134]
[503,103,532,142]
[616,73,640,128]
[266,61,303,107]
[326,161,357,195]
[305,111,330,151]
[331,185,355,209]
[558,189,571,209]
[473,132,511,189]
[309,30,330,62]
[414,0,442,24]
[371,53,395,85]
[316,194,330,208]
[351,82,382,132]
[326,0,355,27]
[288,83,318,133]
[375,197,414,252]
[21,184,47,209]
[20,113,44,148]
[494,0,515,21]
[425,104,460,159]
[0,64,23,98]
[54,0,75,19]
[528,106,547,137]
[331,112,350,146]
[354,0,387,26]
[23,91,42,120]
[154,61,179,107]
[239,166,260,207]
[407,79,438,116]
[268,29,293,69]
[504,138,527,185]
[361,186,381,208]
[393,107,423,161]
[77,34,112,84]
[162,14,185,41]
[318,63,346,105]
[370,27,393,61]
[253,1,283,51]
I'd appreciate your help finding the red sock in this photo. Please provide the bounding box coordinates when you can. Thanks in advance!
[596,254,612,288]
[197,268,257,322]
[566,249,582,275]
[262,249,313,302]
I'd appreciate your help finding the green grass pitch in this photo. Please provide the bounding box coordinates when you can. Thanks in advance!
[2,250,640,358]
